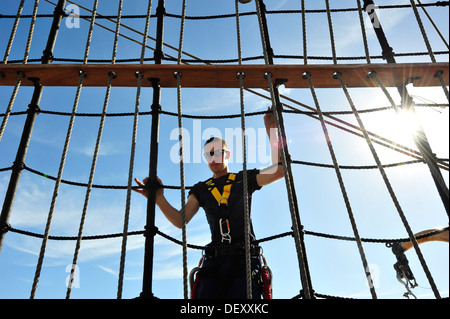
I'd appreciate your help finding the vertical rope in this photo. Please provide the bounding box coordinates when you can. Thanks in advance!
[335,71,441,299]
[255,0,313,299]
[301,0,308,65]
[66,0,123,299]
[237,72,252,299]
[235,0,243,65]
[118,0,153,300]
[304,72,377,299]
[82,0,99,65]
[370,71,449,210]
[356,0,371,64]
[111,0,124,65]
[255,0,270,65]
[24,0,40,64]
[266,73,313,299]
[235,0,252,299]
[410,0,436,63]
[2,0,26,64]
[0,72,24,141]
[325,0,337,64]
[31,0,98,299]
[31,71,86,299]
[435,71,449,102]
[175,72,189,300]
[416,0,449,50]
[175,0,189,300]
[177,0,187,65]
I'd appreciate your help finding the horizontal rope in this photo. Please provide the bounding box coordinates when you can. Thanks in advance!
[1,104,447,119]
[6,224,448,249]
[0,1,447,20]
[18,158,448,193]
[3,50,449,65]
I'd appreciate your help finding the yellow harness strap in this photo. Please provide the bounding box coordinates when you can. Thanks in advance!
[206,173,236,206]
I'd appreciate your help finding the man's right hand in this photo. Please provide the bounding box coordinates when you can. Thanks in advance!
[133,177,164,203]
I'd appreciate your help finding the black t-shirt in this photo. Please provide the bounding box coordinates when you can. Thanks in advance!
[189,169,262,245]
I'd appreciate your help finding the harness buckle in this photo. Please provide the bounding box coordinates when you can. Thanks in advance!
[217,196,229,206]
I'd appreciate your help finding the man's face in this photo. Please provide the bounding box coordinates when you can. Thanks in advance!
[204,140,230,175]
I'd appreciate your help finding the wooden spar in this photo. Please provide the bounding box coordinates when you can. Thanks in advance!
[400,228,449,252]
[0,62,448,88]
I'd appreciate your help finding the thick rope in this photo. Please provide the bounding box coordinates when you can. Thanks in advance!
[0,72,24,141]
[236,0,252,299]
[177,0,187,65]
[175,72,189,300]
[117,0,153,300]
[2,0,26,64]
[117,72,143,299]
[175,0,189,301]
[266,73,313,299]
[237,72,252,299]
[23,0,40,64]
[30,0,99,299]
[301,0,308,65]
[66,72,116,299]
[30,72,86,299]
[81,0,99,65]
[410,0,436,63]
[435,71,449,102]
[356,0,371,64]
[235,0,243,65]
[304,72,377,299]
[335,71,442,300]
[325,0,337,64]
[255,0,270,65]
[370,71,449,211]
[66,0,123,299]
[416,0,449,50]
[256,0,313,298]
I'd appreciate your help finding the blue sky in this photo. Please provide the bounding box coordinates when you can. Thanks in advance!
[0,0,448,299]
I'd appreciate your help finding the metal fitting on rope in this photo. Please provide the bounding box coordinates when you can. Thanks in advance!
[108,71,118,80]
[173,71,182,80]
[367,70,377,79]
[302,72,311,80]
[332,71,342,80]
[79,70,87,78]
[434,70,445,79]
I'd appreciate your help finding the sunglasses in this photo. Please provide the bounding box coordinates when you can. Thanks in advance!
[204,149,229,159]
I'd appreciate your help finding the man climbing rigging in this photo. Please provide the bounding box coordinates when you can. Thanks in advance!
[133,107,284,299]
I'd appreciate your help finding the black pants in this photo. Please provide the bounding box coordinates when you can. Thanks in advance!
[196,255,262,299]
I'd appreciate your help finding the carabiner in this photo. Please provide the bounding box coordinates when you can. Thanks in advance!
[219,218,232,244]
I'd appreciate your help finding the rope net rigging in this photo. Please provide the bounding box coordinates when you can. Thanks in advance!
[0,0,448,300]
